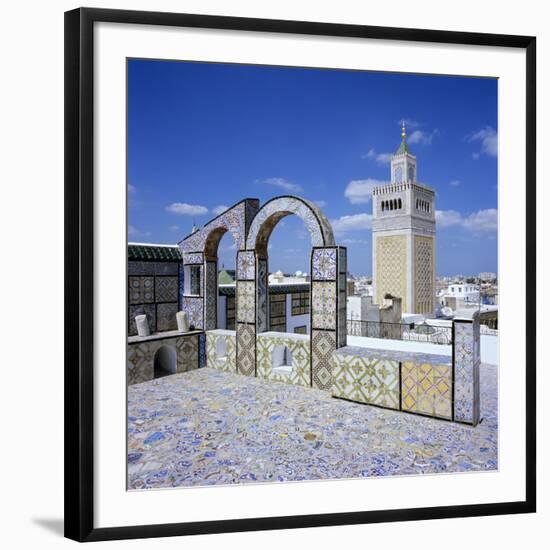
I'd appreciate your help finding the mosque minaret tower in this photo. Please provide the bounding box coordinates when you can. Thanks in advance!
[372,122,436,314]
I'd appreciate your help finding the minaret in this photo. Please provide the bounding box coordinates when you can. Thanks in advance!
[371,123,436,314]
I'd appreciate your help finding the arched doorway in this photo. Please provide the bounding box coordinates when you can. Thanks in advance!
[236,196,347,390]
[178,199,260,330]
[153,345,177,379]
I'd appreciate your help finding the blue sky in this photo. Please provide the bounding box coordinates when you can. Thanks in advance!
[128,59,497,277]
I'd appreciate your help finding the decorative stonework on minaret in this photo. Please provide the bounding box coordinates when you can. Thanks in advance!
[372,123,436,314]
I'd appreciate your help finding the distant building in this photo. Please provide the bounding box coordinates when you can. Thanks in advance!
[268,270,309,285]
[438,283,480,310]
[372,123,436,314]
[218,268,235,285]
[218,282,310,334]
[479,272,497,282]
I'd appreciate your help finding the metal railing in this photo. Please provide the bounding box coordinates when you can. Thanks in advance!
[346,319,453,345]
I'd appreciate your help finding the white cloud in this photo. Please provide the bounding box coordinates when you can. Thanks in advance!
[212,205,229,216]
[330,213,372,234]
[435,210,463,228]
[128,225,151,238]
[462,208,498,233]
[128,184,136,193]
[165,202,208,216]
[258,177,303,193]
[344,179,387,204]
[436,208,497,233]
[341,238,370,245]
[169,225,180,231]
[449,180,461,187]
[468,126,498,157]
[362,148,392,165]
[313,199,327,208]
[400,118,421,129]
[408,128,439,145]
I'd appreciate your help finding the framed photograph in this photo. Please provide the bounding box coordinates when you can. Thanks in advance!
[65,7,536,542]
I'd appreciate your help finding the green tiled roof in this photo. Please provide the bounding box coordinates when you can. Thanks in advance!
[395,139,411,155]
[128,244,182,262]
[218,269,236,284]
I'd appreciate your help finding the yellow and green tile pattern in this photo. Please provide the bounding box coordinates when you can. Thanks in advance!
[206,329,237,373]
[256,332,311,387]
[332,354,400,409]
[401,362,452,420]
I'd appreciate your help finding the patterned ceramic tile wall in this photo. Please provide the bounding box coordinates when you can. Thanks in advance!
[236,323,256,376]
[237,251,255,280]
[128,261,155,275]
[129,276,154,304]
[204,261,218,331]
[155,276,178,302]
[237,281,255,323]
[337,246,347,348]
[127,333,200,385]
[176,333,199,372]
[257,259,268,332]
[181,297,204,330]
[401,362,453,420]
[331,353,400,409]
[312,248,337,280]
[311,282,337,330]
[156,302,178,332]
[206,330,237,373]
[256,333,311,387]
[182,252,204,265]
[178,263,184,310]
[153,262,179,275]
[127,341,155,385]
[453,316,481,425]
[198,332,206,368]
[311,330,336,390]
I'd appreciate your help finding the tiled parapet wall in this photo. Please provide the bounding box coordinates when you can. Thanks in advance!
[453,312,481,426]
[401,362,452,420]
[206,329,237,373]
[256,332,311,388]
[127,330,201,386]
[331,348,400,409]
[331,346,454,421]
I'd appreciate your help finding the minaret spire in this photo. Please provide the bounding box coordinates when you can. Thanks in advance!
[395,119,411,156]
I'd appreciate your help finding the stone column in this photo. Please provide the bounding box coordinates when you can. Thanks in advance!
[235,250,257,376]
[453,311,481,426]
[203,259,217,331]
[310,247,347,391]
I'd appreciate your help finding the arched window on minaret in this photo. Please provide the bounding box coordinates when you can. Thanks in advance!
[398,198,402,209]
[381,201,385,212]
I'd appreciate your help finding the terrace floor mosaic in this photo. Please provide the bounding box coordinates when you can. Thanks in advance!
[127,365,497,489]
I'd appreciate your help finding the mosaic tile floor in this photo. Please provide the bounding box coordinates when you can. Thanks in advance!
[127,366,497,489]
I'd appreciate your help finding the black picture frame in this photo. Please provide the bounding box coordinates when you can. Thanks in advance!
[65,7,536,542]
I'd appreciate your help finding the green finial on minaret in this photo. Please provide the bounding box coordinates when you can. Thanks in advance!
[396,119,411,155]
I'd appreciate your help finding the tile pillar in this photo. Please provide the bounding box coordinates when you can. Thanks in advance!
[453,311,481,426]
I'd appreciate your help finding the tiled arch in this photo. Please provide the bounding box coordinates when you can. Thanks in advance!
[178,199,260,330]
[237,196,347,390]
